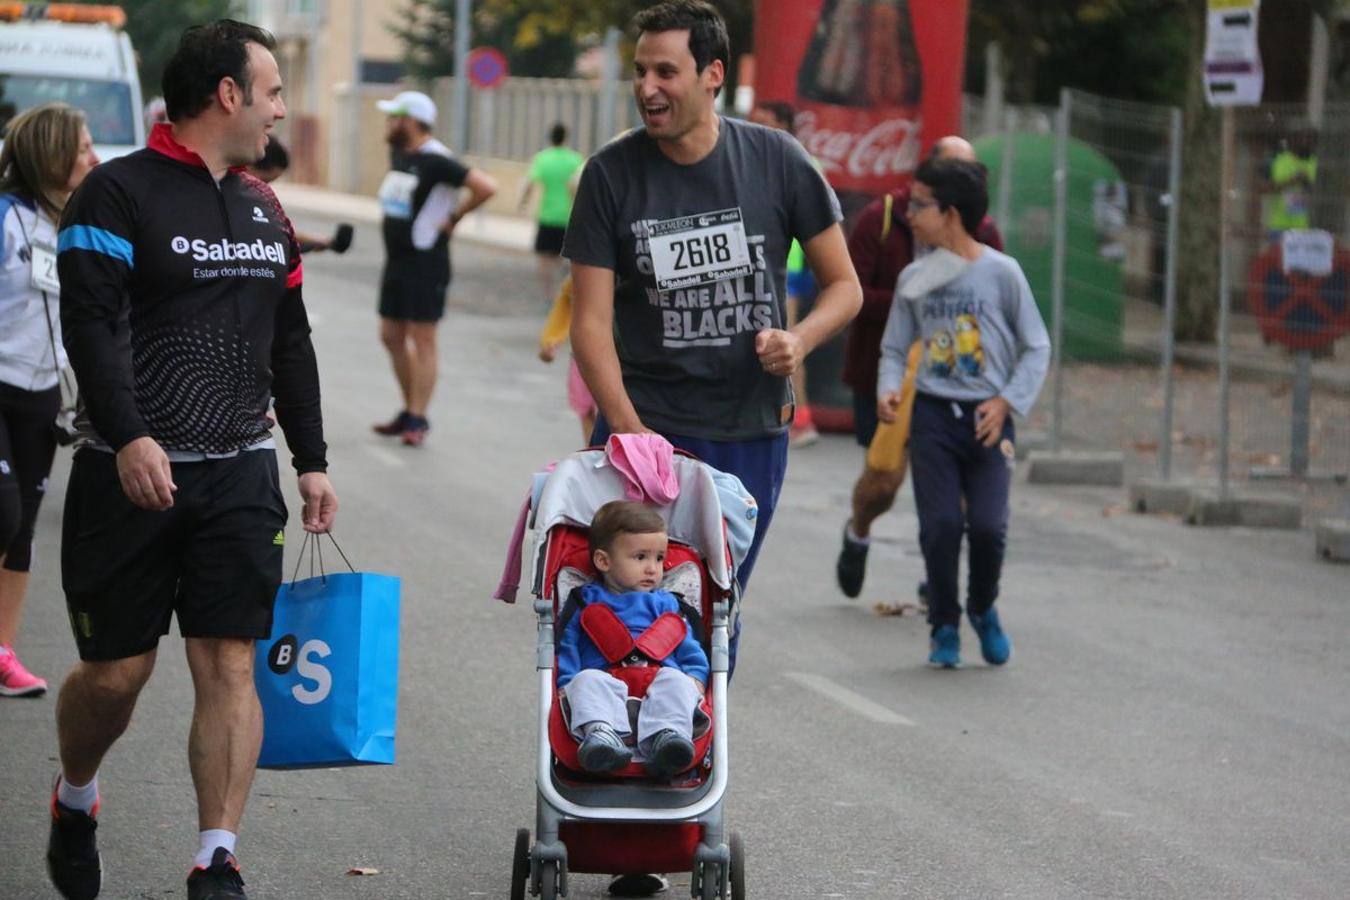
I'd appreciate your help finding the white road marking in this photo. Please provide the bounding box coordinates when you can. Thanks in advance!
[365,445,408,468]
[783,672,916,726]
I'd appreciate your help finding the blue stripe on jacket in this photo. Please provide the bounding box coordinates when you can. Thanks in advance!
[57,225,134,269]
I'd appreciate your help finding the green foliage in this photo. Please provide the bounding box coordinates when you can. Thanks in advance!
[390,0,582,81]
[71,0,239,97]
[395,0,754,89]
[968,0,1191,105]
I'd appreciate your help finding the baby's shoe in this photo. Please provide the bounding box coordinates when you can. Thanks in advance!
[643,729,695,779]
[576,723,632,773]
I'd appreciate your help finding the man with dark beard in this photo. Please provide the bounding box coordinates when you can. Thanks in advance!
[372,90,496,446]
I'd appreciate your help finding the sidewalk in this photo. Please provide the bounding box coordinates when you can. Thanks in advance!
[273,182,535,253]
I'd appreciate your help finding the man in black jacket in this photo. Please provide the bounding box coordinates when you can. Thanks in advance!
[47,20,336,900]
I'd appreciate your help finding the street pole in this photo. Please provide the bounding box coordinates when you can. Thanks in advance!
[453,0,471,154]
[1216,106,1234,500]
[1159,106,1183,480]
[598,27,621,145]
[1049,88,1071,454]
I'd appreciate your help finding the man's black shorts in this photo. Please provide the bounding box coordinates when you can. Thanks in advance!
[534,224,566,256]
[62,448,288,661]
[379,254,450,322]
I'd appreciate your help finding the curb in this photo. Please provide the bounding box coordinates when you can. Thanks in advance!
[1026,451,1126,487]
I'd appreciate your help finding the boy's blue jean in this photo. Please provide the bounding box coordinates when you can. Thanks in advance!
[908,393,1015,631]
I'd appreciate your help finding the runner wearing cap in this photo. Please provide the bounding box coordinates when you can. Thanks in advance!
[372,90,497,446]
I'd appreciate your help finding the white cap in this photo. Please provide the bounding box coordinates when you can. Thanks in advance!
[377,91,437,127]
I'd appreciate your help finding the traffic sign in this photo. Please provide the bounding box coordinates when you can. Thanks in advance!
[1248,236,1350,351]
[467,47,509,89]
[1204,0,1263,106]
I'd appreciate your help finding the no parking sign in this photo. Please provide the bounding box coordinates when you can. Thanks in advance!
[1247,232,1350,351]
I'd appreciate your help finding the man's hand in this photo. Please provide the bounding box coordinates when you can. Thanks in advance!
[877,391,903,424]
[975,396,1011,447]
[539,342,559,364]
[755,328,805,377]
[441,211,462,235]
[116,436,176,511]
[298,472,338,533]
[609,415,652,435]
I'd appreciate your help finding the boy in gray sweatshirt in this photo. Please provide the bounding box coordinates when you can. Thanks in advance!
[877,158,1050,669]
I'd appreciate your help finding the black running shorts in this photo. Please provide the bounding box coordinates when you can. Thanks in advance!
[378,254,450,322]
[534,224,566,256]
[62,448,288,661]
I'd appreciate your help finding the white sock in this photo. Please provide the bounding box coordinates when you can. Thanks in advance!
[846,522,871,545]
[195,829,237,869]
[56,773,99,814]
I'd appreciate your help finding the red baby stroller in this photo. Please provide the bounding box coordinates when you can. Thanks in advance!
[506,449,746,899]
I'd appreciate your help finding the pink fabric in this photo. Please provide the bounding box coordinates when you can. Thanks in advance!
[493,493,532,603]
[566,356,596,419]
[605,433,680,505]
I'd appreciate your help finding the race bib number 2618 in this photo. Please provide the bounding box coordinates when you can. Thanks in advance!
[648,208,753,291]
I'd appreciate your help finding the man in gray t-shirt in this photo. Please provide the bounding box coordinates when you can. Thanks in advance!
[563,1,861,601]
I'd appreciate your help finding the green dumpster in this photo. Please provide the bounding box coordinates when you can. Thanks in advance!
[975,133,1125,361]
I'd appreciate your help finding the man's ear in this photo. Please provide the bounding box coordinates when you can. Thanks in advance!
[217,76,241,114]
[593,549,611,573]
[703,58,725,93]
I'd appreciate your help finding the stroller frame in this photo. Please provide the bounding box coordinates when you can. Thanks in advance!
[525,594,734,899]
[508,448,749,899]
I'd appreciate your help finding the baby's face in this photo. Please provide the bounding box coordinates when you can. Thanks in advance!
[598,531,668,593]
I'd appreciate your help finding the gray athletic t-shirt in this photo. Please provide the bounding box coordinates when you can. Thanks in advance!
[563,118,842,440]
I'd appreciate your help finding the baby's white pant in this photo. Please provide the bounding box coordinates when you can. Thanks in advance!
[565,667,701,753]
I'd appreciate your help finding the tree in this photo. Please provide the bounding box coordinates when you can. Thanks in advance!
[73,0,238,98]
[394,1,756,96]
[967,0,1191,106]
[391,0,580,81]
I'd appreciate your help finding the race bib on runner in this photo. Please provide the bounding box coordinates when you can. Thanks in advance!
[377,171,418,220]
[648,208,753,291]
[30,239,59,293]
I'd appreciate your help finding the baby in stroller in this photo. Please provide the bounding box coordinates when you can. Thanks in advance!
[558,500,709,779]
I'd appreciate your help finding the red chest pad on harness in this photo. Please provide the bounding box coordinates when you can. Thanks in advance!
[579,604,689,698]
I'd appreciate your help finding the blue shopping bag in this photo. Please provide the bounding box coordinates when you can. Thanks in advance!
[255,535,401,769]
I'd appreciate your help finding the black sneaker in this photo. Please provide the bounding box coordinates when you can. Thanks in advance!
[372,410,410,436]
[835,522,869,598]
[643,729,695,779]
[186,847,247,900]
[608,873,670,896]
[47,785,101,900]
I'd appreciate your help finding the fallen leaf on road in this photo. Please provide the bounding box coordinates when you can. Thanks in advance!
[347,867,381,876]
[874,601,925,617]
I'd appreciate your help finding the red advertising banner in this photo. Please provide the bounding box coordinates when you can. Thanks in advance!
[754,0,970,216]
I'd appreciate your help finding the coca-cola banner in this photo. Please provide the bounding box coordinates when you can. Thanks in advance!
[754,0,969,212]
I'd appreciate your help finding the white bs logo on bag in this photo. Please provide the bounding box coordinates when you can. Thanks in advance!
[267,634,332,705]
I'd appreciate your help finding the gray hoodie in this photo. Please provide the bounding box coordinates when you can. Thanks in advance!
[877,247,1050,416]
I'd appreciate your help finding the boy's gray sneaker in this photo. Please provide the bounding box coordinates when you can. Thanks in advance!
[643,729,695,779]
[577,723,632,773]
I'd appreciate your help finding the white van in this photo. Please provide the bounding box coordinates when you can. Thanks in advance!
[0,5,145,159]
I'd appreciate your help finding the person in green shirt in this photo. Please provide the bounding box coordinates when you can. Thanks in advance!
[519,122,585,301]
[1263,125,1317,238]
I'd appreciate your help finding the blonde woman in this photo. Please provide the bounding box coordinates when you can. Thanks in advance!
[0,102,98,696]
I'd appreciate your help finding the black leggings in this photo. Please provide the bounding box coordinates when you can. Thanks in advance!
[0,382,59,572]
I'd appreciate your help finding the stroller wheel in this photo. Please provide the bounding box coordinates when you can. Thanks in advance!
[538,859,560,900]
[510,829,529,900]
[729,832,745,899]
